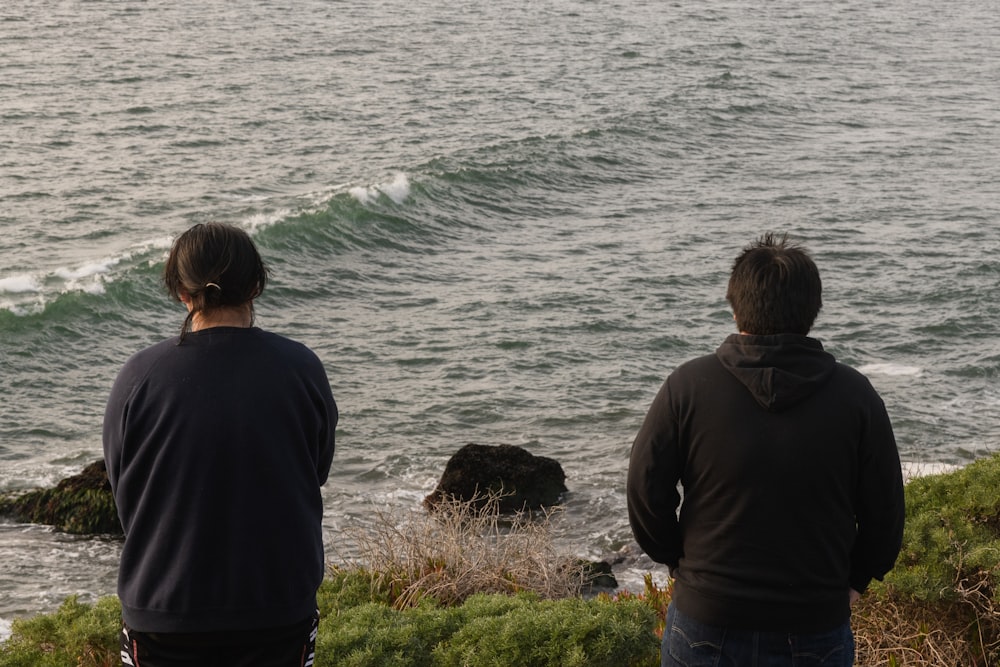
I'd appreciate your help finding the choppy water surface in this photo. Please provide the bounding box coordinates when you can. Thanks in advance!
[2,0,999,628]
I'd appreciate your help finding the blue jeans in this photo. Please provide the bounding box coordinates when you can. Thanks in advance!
[662,603,854,667]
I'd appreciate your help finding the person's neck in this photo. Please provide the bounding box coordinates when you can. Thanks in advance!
[191,306,252,332]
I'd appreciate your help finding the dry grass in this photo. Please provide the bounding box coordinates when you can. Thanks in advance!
[853,592,982,665]
[342,492,586,609]
[851,538,1000,666]
[852,566,1000,667]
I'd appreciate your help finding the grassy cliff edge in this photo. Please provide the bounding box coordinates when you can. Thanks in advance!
[4,456,1000,666]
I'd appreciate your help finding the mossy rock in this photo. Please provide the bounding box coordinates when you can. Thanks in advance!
[0,460,122,536]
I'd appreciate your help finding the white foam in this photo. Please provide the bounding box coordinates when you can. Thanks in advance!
[137,236,175,254]
[54,258,119,281]
[0,274,40,294]
[350,172,411,205]
[80,281,107,295]
[348,185,373,204]
[0,616,10,643]
[0,210,346,315]
[113,236,173,264]
[0,238,173,315]
[901,460,961,481]
[380,172,411,204]
[0,298,43,316]
[858,363,923,377]
[243,208,292,233]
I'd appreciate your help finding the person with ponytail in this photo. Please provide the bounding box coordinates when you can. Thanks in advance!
[103,222,336,666]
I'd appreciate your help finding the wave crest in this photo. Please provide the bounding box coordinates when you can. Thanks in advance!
[349,173,411,205]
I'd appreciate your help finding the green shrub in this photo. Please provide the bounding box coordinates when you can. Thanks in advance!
[316,598,463,667]
[432,594,658,667]
[2,574,658,667]
[598,574,672,640]
[314,583,659,667]
[0,596,120,667]
[886,454,1000,604]
[318,567,396,615]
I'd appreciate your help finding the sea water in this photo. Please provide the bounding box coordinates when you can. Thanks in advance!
[2,0,999,630]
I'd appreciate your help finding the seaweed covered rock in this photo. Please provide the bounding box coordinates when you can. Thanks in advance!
[424,443,567,513]
[0,459,121,535]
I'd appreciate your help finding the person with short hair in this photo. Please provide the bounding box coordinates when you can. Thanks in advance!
[103,222,337,666]
[627,232,904,666]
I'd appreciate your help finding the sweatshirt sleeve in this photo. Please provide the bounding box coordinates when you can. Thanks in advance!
[102,376,126,496]
[849,392,905,593]
[316,382,337,486]
[627,377,684,570]
[306,354,337,486]
[102,358,143,500]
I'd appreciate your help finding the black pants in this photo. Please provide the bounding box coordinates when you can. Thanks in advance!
[120,611,318,667]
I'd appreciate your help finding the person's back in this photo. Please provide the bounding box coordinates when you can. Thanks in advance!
[103,223,337,666]
[627,233,904,666]
[107,327,335,632]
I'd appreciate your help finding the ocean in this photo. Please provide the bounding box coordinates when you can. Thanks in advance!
[2,0,999,633]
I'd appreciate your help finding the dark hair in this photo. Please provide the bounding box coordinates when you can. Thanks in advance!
[163,223,269,338]
[725,232,822,335]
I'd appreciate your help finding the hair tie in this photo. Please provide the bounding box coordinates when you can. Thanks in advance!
[205,282,221,291]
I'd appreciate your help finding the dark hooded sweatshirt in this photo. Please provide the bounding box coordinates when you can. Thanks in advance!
[627,333,904,633]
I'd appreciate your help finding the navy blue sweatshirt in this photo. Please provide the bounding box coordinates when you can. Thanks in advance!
[103,326,337,633]
[627,334,904,633]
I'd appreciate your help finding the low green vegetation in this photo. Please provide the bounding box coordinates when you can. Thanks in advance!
[0,596,121,667]
[0,571,659,667]
[889,455,1000,603]
[5,457,1000,665]
[857,453,1000,663]
[318,570,659,667]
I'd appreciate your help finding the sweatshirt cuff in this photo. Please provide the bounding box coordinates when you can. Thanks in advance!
[849,574,872,594]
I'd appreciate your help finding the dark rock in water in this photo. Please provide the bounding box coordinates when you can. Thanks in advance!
[579,559,619,591]
[424,443,568,514]
[556,558,619,596]
[0,459,122,536]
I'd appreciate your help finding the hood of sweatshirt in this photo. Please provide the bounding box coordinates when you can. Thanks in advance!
[715,333,837,412]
